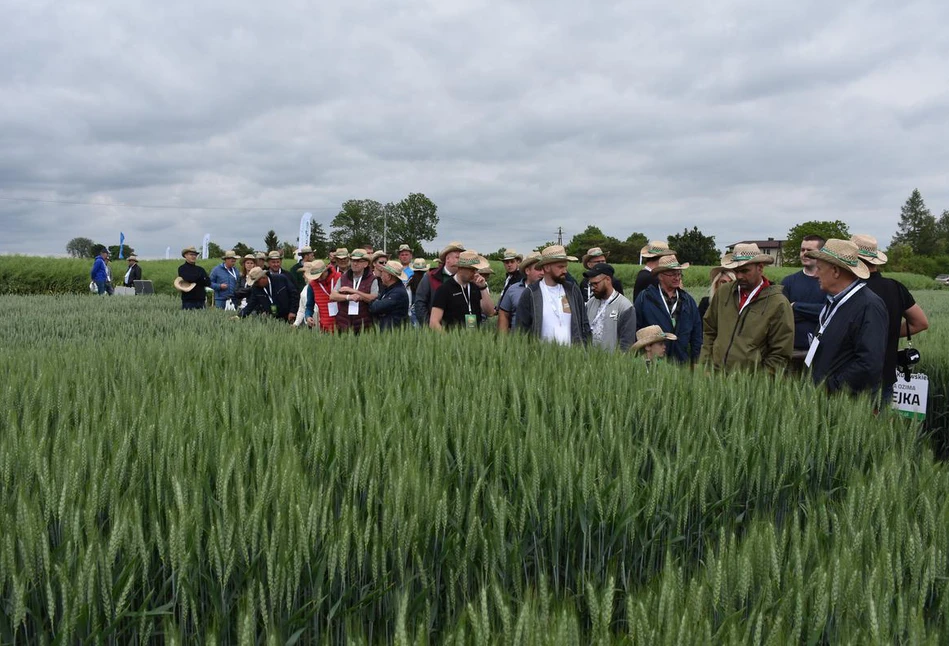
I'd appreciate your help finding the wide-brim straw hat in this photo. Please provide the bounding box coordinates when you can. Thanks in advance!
[582,247,609,266]
[631,325,678,351]
[350,249,370,262]
[721,243,775,269]
[297,246,313,256]
[333,248,350,259]
[410,258,430,271]
[267,251,282,260]
[640,241,676,259]
[438,241,466,261]
[303,260,330,280]
[370,250,389,264]
[181,246,199,257]
[398,244,412,252]
[804,239,870,280]
[652,255,690,274]
[173,276,196,292]
[455,251,482,269]
[851,234,888,265]
[243,253,257,261]
[127,255,138,262]
[254,252,267,260]
[247,267,268,283]
[501,248,523,262]
[519,252,542,271]
[535,245,578,268]
[221,250,238,260]
[380,260,409,282]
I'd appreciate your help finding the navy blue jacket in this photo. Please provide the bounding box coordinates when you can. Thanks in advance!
[633,284,702,363]
[368,281,409,330]
[781,270,825,350]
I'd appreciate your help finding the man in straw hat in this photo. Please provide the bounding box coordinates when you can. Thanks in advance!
[584,263,636,351]
[289,246,315,290]
[331,248,351,274]
[303,260,338,332]
[369,260,411,330]
[852,234,929,404]
[331,248,377,333]
[413,241,465,326]
[780,235,828,361]
[515,245,590,345]
[396,244,415,281]
[579,247,625,302]
[90,247,113,295]
[634,240,677,301]
[176,246,212,310]
[430,250,487,331]
[497,252,542,333]
[239,267,300,322]
[803,238,887,396]
[634,255,701,363]
[699,242,793,373]
[210,250,241,309]
[407,258,429,325]
[632,325,678,366]
[122,254,142,288]
[497,248,525,305]
[254,251,267,269]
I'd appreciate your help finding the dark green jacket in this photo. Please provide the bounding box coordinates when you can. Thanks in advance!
[699,281,794,373]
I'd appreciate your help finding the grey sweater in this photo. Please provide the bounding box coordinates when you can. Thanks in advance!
[586,292,637,351]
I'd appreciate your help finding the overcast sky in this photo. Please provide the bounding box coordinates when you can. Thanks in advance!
[3,0,949,259]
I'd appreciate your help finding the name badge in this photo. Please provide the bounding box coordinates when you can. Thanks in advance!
[348,299,360,316]
[561,296,571,313]
[465,314,477,329]
[270,305,278,316]
[328,302,339,316]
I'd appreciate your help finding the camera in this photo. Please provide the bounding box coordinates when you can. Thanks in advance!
[896,346,921,382]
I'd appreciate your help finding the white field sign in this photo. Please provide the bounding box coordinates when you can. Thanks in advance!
[892,373,928,420]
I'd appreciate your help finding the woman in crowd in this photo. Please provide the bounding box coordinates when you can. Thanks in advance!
[697,267,736,320]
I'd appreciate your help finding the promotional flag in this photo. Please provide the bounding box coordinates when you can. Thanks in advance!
[299,212,313,249]
[201,233,211,259]
[119,232,125,259]
[166,247,171,260]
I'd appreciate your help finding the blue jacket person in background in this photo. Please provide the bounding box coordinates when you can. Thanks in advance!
[209,250,241,309]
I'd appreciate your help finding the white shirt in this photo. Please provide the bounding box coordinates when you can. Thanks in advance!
[539,281,571,345]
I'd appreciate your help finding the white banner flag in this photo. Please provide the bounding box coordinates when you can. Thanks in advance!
[299,212,313,249]
[165,246,171,260]
[201,233,211,259]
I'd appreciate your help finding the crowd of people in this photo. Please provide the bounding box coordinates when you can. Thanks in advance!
[92,232,928,405]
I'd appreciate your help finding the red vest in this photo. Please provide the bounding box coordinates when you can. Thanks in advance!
[309,277,336,332]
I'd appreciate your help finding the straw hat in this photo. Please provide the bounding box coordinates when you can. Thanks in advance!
[804,239,870,280]
[519,252,542,271]
[247,267,268,283]
[652,255,690,274]
[303,260,330,280]
[222,250,238,260]
[720,243,774,269]
[456,250,482,269]
[334,248,350,259]
[631,325,678,351]
[432,258,443,267]
[410,258,430,271]
[243,253,256,262]
[267,250,282,260]
[127,255,138,262]
[438,241,466,261]
[535,245,578,268]
[640,241,676,259]
[297,246,313,257]
[254,252,267,261]
[398,244,412,253]
[501,248,523,262]
[350,249,370,261]
[850,234,888,265]
[173,277,196,292]
[370,250,389,264]
[181,246,199,257]
[380,260,409,282]
[582,247,609,267]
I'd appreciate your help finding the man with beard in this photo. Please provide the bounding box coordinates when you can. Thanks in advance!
[515,245,590,345]
[429,251,486,330]
[699,243,793,373]
[584,263,636,351]
[634,255,702,364]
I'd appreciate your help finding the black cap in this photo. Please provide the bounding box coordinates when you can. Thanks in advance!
[582,262,614,279]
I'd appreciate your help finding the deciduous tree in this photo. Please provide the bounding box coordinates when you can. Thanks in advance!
[667,227,719,265]
[385,193,439,252]
[331,200,385,250]
[66,237,96,258]
[782,220,851,266]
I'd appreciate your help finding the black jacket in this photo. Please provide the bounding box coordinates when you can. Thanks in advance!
[124,263,142,287]
[632,269,657,301]
[178,262,211,303]
[239,273,300,322]
[810,283,888,395]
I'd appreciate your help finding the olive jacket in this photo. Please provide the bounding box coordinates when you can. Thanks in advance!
[699,281,794,373]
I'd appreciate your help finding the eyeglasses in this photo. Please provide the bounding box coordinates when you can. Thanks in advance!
[376,259,387,265]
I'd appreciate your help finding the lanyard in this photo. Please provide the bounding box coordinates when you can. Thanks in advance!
[226,266,238,281]
[317,282,330,297]
[804,282,865,367]
[660,288,679,324]
[543,283,565,322]
[263,284,274,304]
[459,283,472,314]
[352,275,362,292]
[589,291,619,330]
[737,281,764,316]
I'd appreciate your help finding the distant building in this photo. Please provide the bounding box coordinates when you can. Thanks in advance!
[725,237,786,267]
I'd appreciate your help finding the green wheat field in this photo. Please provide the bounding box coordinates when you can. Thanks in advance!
[1,291,948,643]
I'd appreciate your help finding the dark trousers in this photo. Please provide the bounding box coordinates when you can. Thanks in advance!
[182,300,205,310]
